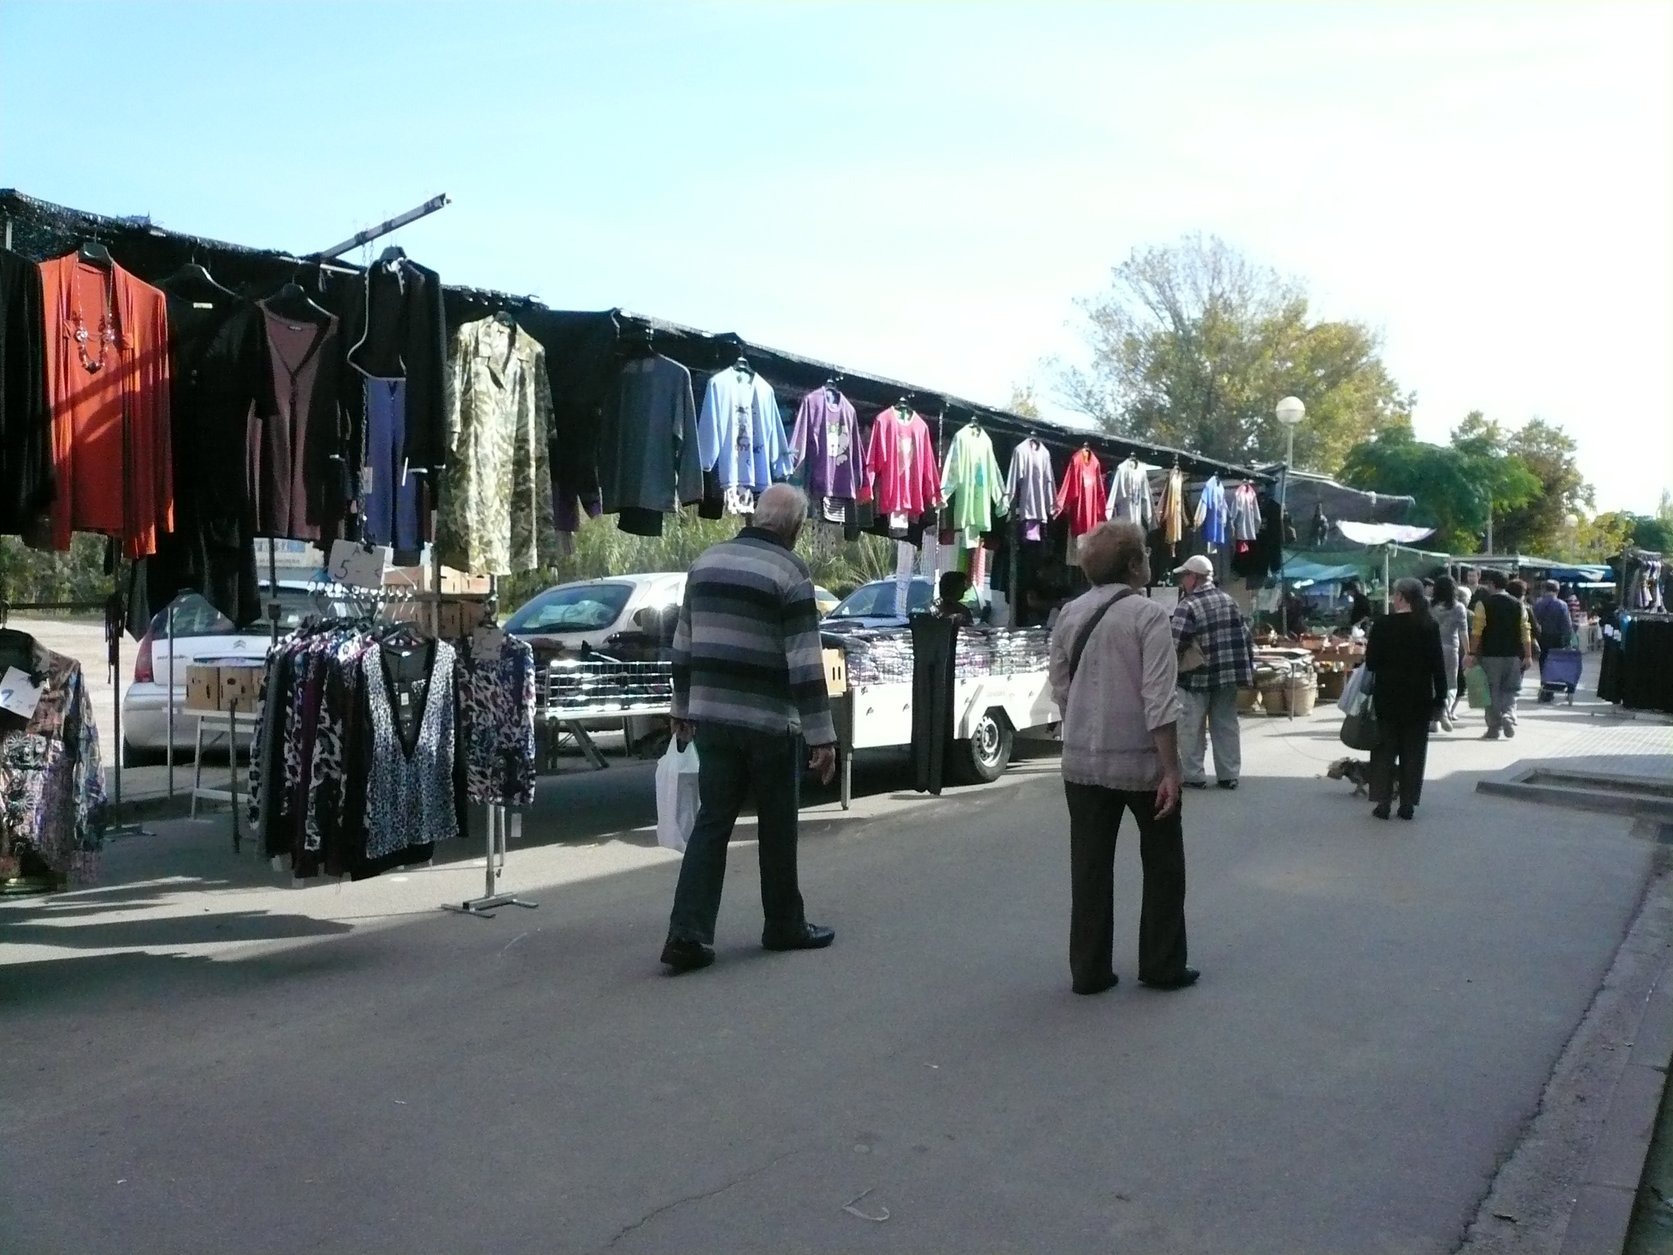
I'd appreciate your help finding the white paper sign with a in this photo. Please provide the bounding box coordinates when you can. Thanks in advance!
[327,540,390,589]
[0,666,44,720]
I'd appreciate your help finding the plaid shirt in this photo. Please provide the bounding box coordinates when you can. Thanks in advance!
[1171,586,1254,693]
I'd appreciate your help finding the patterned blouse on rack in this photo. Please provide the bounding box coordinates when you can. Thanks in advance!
[455,632,537,806]
[361,639,461,860]
[0,643,106,884]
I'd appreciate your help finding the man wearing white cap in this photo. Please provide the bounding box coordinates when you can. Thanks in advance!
[1170,555,1254,790]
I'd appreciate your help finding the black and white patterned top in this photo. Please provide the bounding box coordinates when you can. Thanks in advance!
[361,639,461,860]
[456,633,537,806]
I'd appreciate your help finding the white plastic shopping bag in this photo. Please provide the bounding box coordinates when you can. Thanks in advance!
[655,738,701,853]
[1337,663,1372,715]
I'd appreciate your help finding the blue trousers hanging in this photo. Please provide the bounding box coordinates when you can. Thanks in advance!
[362,377,424,552]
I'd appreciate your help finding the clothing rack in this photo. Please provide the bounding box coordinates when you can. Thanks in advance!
[441,802,539,918]
[1,593,151,838]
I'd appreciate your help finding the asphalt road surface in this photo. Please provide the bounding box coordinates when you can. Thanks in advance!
[2,668,1669,1254]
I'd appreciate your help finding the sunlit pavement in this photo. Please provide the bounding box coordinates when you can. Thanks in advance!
[3,669,1670,1254]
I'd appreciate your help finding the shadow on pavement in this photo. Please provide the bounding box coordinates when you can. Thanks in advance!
[0,938,369,1018]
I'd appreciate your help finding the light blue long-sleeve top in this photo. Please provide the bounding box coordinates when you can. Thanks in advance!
[697,365,790,491]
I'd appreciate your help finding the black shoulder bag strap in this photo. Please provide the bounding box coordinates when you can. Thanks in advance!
[1066,588,1137,687]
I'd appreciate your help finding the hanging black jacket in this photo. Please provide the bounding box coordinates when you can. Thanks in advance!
[341,256,448,474]
[0,248,52,532]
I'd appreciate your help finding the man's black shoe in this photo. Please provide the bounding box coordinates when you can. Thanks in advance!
[1183,781,1208,790]
[1073,973,1119,996]
[1216,779,1239,790]
[1139,967,1200,991]
[762,922,836,951]
[660,939,716,972]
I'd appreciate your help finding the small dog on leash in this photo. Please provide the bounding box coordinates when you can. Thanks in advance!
[1327,757,1374,797]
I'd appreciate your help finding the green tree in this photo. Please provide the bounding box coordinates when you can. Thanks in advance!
[0,535,118,615]
[1571,512,1638,561]
[1490,419,1594,556]
[1059,234,1411,472]
[1628,490,1673,553]
[1340,421,1540,552]
[498,512,895,615]
[1007,383,1042,421]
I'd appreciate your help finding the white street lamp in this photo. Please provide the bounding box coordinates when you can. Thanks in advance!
[1276,397,1305,637]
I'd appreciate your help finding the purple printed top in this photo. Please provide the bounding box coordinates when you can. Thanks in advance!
[790,388,860,501]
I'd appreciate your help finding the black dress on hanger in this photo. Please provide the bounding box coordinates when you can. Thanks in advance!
[342,252,449,476]
[130,275,268,629]
[0,248,51,533]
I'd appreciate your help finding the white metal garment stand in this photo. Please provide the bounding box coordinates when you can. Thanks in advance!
[442,804,539,918]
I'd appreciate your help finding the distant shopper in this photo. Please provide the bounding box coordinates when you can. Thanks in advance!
[1048,522,1194,996]
[1468,569,1533,740]
[661,484,839,974]
[1431,575,1470,728]
[1507,578,1539,656]
[1465,568,1486,611]
[1532,580,1574,661]
[1364,578,1449,821]
[1281,583,1311,636]
[934,570,975,627]
[1343,580,1373,629]
[1170,554,1254,790]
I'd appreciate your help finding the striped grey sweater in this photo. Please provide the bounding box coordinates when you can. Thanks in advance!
[671,528,836,745]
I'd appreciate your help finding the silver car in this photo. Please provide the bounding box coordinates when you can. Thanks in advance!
[120,583,343,765]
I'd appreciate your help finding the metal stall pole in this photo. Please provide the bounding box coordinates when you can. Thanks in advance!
[267,539,280,649]
[105,592,150,839]
[165,600,176,798]
[442,803,538,919]
[431,531,442,637]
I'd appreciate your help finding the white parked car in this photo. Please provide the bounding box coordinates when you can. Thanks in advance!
[121,582,345,766]
[502,573,690,658]
[502,573,842,657]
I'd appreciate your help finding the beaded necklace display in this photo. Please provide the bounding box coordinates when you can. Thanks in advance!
[70,270,117,374]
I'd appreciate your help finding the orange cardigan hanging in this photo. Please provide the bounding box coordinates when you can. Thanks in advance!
[37,252,173,558]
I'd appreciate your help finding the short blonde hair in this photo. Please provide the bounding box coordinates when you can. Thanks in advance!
[1079,521,1147,586]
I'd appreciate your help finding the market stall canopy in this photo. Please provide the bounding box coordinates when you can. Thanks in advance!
[1547,565,1611,583]
[1337,521,1438,546]
[1284,545,1450,585]
[1266,467,1417,531]
[607,309,1269,483]
[0,188,1274,488]
[1283,558,1365,585]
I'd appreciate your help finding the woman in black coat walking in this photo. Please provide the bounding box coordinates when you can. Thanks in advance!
[1364,577,1450,821]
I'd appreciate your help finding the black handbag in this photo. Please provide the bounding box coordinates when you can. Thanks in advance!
[1339,708,1381,752]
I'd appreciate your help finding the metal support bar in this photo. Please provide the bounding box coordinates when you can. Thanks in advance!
[105,592,150,839]
[226,702,241,851]
[267,539,280,650]
[166,601,176,798]
[442,804,539,918]
[313,195,451,261]
[565,722,611,771]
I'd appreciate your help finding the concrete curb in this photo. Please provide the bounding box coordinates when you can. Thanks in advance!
[1475,762,1673,825]
[1559,843,1673,1255]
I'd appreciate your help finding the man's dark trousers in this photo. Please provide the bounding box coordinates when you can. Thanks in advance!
[1064,782,1188,987]
[668,725,805,946]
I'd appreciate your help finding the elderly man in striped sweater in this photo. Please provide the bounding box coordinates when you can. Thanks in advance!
[661,484,840,973]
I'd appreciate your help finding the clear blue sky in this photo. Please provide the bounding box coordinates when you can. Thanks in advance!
[4,0,1668,512]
